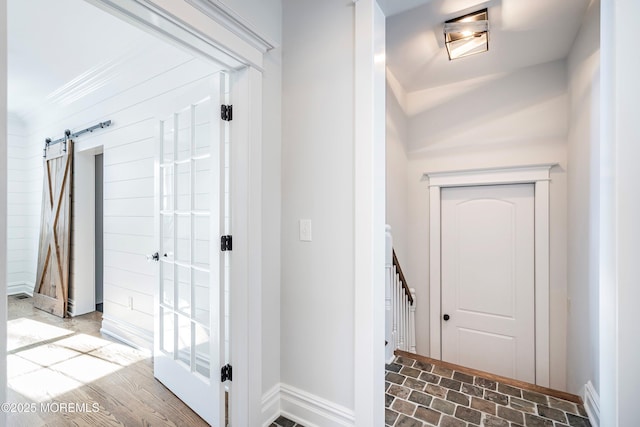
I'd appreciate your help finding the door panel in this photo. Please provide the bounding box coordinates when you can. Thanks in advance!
[153,73,226,426]
[34,140,73,318]
[441,184,535,382]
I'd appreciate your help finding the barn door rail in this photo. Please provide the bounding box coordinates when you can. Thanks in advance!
[44,120,112,156]
[385,226,416,363]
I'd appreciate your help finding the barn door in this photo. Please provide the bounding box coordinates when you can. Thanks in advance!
[34,140,73,318]
[152,73,227,425]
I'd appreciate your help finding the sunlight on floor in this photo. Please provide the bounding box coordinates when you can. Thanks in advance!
[7,318,74,352]
[8,317,149,402]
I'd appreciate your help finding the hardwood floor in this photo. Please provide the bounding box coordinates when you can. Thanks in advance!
[7,295,209,427]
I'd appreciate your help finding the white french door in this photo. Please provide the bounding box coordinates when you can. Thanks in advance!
[153,72,229,425]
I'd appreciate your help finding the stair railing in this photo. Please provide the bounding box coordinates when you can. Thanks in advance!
[385,226,416,363]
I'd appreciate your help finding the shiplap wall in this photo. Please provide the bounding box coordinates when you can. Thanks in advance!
[7,115,38,295]
[25,57,222,349]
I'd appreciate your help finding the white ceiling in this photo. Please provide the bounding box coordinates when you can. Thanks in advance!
[386,0,590,92]
[9,0,590,121]
[7,0,198,123]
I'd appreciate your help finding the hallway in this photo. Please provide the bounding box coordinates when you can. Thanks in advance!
[6,295,207,426]
[386,352,591,427]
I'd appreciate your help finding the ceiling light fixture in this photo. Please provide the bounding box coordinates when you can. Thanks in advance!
[444,9,489,60]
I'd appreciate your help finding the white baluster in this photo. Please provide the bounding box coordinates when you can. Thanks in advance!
[399,278,405,351]
[397,279,402,351]
[403,289,408,351]
[385,226,417,357]
[393,266,399,351]
[409,288,417,353]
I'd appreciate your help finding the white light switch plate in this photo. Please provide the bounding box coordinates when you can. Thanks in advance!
[299,219,312,241]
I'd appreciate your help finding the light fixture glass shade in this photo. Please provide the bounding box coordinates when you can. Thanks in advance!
[444,9,489,60]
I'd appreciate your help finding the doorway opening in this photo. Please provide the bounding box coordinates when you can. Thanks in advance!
[7,0,233,425]
[95,153,104,313]
[425,164,554,387]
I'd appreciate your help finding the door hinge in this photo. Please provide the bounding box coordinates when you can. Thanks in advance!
[221,105,233,121]
[221,235,232,251]
[221,364,232,382]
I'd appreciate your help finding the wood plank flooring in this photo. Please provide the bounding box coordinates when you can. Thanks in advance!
[7,295,209,427]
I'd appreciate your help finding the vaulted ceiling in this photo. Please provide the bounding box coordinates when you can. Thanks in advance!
[384,0,591,93]
[7,0,197,124]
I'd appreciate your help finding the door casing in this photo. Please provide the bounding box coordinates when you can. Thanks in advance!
[426,164,555,387]
[84,1,268,424]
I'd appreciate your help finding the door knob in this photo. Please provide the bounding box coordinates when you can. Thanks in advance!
[147,252,160,262]
[443,314,450,321]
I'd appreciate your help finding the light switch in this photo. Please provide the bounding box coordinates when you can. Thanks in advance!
[299,219,312,242]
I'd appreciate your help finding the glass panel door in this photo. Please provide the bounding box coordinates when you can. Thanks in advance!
[153,73,226,426]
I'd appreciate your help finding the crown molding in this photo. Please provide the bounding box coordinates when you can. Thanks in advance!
[185,0,276,53]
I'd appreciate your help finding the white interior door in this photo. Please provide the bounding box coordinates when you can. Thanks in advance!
[153,73,227,425]
[441,184,535,382]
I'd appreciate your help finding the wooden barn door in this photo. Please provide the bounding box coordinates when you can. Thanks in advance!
[34,140,73,317]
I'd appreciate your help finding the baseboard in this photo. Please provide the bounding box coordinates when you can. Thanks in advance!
[386,353,396,365]
[262,384,281,427]
[279,383,355,427]
[262,383,355,427]
[583,381,600,427]
[100,315,153,351]
[67,298,76,317]
[7,282,34,296]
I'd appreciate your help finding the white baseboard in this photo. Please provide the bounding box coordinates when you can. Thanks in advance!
[583,381,600,427]
[261,383,355,427]
[100,315,153,351]
[280,383,355,427]
[262,384,281,427]
[7,282,34,296]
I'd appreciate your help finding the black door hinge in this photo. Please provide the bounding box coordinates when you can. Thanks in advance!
[221,235,232,251]
[221,105,233,121]
[221,364,232,382]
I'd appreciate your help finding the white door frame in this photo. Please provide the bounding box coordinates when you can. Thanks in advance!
[71,144,104,316]
[84,1,269,424]
[425,164,555,387]
[354,1,386,425]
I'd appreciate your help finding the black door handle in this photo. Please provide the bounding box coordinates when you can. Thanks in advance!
[443,314,450,321]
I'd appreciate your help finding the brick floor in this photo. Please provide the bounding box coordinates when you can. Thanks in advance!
[385,355,592,427]
[270,415,305,427]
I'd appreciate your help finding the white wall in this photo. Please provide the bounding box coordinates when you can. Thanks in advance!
[1,0,8,412]
[22,57,222,346]
[281,0,356,420]
[386,74,409,262]
[566,0,600,397]
[399,60,569,390]
[600,0,640,424]
[261,41,283,420]
[6,115,38,294]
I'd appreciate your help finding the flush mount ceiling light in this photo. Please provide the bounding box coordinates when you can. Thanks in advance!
[444,9,489,60]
